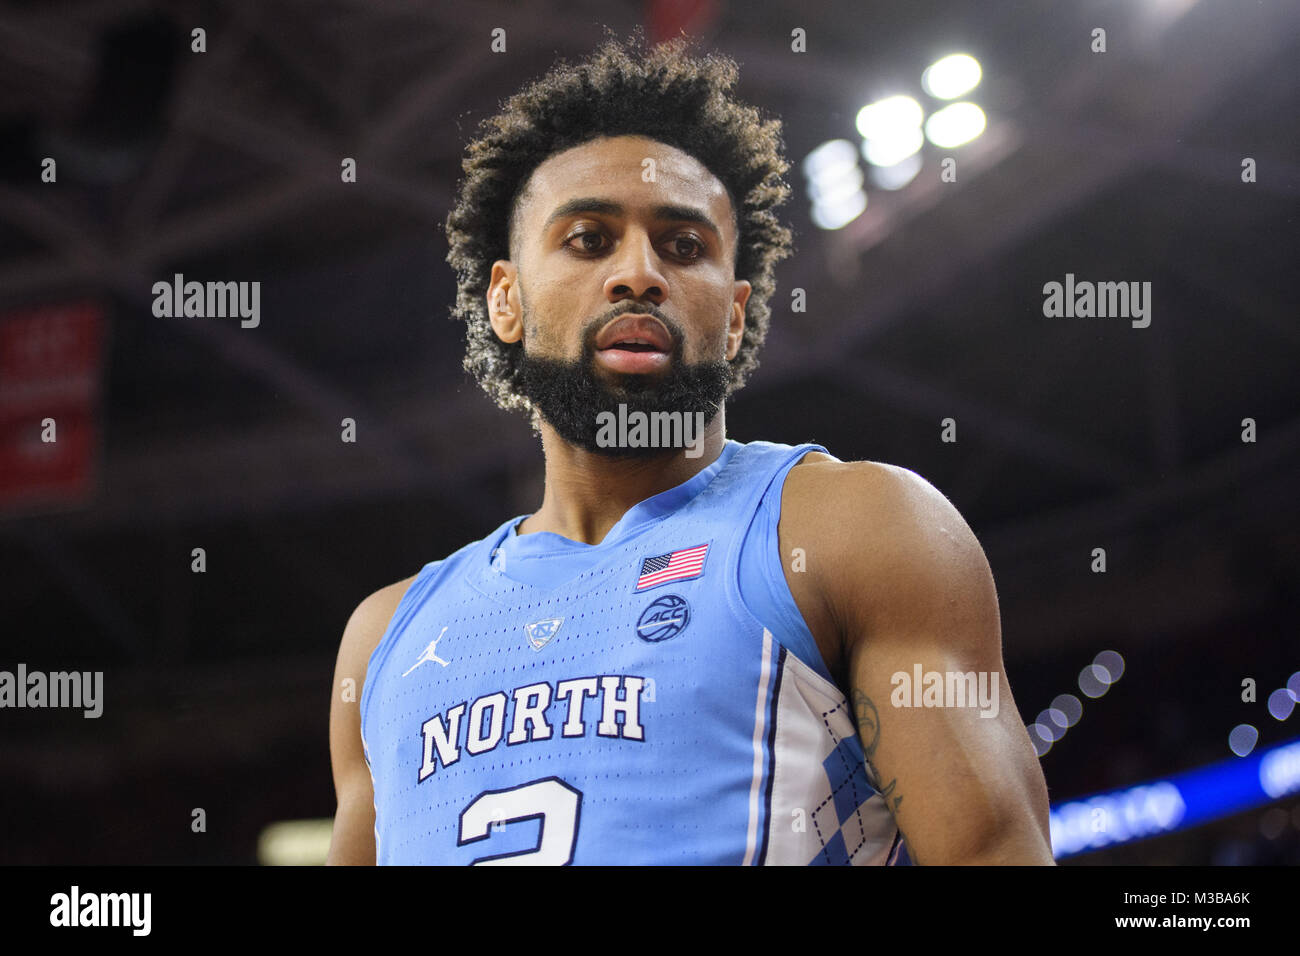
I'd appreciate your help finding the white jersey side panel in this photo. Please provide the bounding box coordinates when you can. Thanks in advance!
[762,641,900,865]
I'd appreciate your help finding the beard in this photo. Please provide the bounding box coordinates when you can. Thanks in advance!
[515,328,732,459]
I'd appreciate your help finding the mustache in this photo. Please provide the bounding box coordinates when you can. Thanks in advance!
[579,303,685,354]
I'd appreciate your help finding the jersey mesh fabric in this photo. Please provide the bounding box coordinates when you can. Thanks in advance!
[359,439,899,864]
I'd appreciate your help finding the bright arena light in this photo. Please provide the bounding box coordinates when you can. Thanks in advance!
[1228,723,1259,757]
[802,138,858,180]
[1028,723,1053,757]
[803,139,868,230]
[922,53,982,99]
[1269,687,1296,721]
[807,162,864,205]
[1078,664,1110,699]
[810,190,867,230]
[1093,649,1125,684]
[855,95,923,142]
[1052,693,1083,727]
[257,818,334,865]
[861,125,924,167]
[1035,711,1065,741]
[868,152,923,191]
[924,102,987,148]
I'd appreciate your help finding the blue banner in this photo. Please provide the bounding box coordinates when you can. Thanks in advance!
[1050,735,1300,858]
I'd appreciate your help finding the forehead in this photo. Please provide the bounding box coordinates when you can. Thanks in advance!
[518,135,736,233]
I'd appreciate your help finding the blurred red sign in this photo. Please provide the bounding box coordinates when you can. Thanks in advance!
[0,302,105,511]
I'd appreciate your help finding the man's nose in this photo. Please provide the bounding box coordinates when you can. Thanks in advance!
[603,230,668,307]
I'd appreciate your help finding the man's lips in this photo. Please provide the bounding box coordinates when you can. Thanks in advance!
[594,314,673,353]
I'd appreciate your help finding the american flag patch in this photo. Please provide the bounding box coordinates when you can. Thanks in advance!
[636,543,709,591]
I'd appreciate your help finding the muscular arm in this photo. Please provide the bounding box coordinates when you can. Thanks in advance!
[325,576,414,866]
[783,459,1053,865]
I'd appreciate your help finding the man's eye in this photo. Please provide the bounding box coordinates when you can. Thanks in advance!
[566,231,607,253]
[671,236,703,259]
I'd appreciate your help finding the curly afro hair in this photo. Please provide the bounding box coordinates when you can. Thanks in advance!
[444,30,794,413]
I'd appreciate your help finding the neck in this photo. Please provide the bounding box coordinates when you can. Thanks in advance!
[517,408,728,545]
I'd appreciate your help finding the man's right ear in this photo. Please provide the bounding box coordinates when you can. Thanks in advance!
[487,262,523,344]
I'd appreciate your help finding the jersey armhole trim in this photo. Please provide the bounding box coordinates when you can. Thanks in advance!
[726,443,841,693]
[359,559,448,737]
[745,445,839,686]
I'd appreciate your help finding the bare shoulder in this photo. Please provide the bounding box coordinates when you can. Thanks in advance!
[784,452,962,540]
[337,574,419,675]
[334,576,418,718]
[781,452,992,638]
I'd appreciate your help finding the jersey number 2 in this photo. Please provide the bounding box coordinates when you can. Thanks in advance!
[458,777,583,865]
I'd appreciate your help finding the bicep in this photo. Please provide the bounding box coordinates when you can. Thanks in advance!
[823,465,1052,863]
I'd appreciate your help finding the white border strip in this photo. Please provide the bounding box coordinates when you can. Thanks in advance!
[742,628,775,865]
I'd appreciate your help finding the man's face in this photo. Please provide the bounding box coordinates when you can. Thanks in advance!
[488,135,752,455]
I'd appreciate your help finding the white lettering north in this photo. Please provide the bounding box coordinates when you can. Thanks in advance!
[507,682,554,744]
[597,676,646,740]
[418,675,646,779]
[555,677,600,737]
[419,703,466,782]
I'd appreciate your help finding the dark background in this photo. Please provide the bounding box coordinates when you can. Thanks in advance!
[0,0,1296,864]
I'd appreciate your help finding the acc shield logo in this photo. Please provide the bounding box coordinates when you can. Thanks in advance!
[635,594,691,643]
[525,618,563,651]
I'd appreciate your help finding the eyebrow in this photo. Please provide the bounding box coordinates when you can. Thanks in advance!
[541,197,725,242]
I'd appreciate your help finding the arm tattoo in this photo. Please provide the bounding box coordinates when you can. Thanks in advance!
[852,687,905,818]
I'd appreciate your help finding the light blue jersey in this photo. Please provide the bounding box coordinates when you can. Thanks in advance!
[361,439,903,865]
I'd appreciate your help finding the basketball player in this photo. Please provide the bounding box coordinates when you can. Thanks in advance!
[327,35,1053,865]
